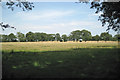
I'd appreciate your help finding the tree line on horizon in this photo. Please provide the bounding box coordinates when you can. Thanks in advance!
[0,29,120,42]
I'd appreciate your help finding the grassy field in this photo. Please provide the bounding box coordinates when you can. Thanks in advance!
[1,41,120,78]
[1,41,118,52]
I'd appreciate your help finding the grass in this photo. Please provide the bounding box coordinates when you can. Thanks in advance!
[1,41,118,52]
[1,41,120,78]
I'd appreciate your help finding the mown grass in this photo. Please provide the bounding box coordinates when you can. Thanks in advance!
[1,41,120,78]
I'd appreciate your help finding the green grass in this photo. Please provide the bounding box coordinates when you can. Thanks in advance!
[1,42,120,78]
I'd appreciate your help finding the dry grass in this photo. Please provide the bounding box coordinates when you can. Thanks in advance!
[1,41,118,52]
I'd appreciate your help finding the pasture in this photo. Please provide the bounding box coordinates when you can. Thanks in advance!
[1,41,120,78]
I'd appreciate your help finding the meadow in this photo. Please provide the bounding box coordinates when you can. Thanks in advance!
[1,41,120,78]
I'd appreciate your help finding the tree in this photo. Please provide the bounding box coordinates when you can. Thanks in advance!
[114,34,120,41]
[34,32,41,42]
[47,34,55,41]
[40,33,48,41]
[68,34,73,41]
[70,30,82,41]
[0,34,2,42]
[0,0,34,30]
[55,33,61,41]
[1,35,9,42]
[33,32,48,41]
[81,30,92,42]
[2,0,120,33]
[0,22,16,30]
[92,35,100,41]
[62,34,68,42]
[26,31,35,42]
[69,30,92,42]
[78,0,120,32]
[17,32,26,42]
[5,0,34,11]
[100,32,112,41]
[8,33,17,42]
[90,1,120,32]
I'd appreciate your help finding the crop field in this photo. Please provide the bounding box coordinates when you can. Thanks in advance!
[1,41,120,78]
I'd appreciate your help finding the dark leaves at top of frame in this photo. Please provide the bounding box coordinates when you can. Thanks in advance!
[6,0,34,11]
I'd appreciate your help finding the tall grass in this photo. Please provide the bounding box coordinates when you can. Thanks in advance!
[1,41,118,52]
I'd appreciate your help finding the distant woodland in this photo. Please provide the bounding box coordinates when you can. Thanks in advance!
[0,29,120,42]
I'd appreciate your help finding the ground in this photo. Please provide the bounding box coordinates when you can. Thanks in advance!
[1,41,120,78]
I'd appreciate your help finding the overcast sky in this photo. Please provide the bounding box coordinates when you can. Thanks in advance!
[1,2,117,36]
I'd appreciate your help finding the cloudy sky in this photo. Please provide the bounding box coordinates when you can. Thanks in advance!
[1,2,117,36]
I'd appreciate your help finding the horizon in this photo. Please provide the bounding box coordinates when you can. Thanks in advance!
[0,29,116,37]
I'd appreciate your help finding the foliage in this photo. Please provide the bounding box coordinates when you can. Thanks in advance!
[70,30,82,41]
[1,35,8,42]
[114,34,120,41]
[8,33,17,42]
[100,32,112,41]
[5,0,34,11]
[0,30,117,42]
[26,31,35,42]
[69,30,92,42]
[47,34,55,41]
[90,2,120,32]
[17,32,26,42]
[78,0,120,32]
[0,0,34,30]
[37,33,47,41]
[92,35,100,41]
[1,0,120,33]
[0,34,2,42]
[0,22,16,31]
[62,34,68,42]
[81,30,92,41]
[55,33,61,41]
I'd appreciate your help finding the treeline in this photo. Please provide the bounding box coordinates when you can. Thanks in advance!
[0,29,120,42]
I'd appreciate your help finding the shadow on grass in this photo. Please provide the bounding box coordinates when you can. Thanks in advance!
[2,48,120,78]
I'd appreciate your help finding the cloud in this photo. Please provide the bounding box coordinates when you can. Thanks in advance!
[26,21,98,29]
[1,19,109,36]
[16,10,75,21]
[69,21,96,26]
[20,20,101,33]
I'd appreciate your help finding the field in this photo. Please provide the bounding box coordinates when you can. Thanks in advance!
[1,41,120,78]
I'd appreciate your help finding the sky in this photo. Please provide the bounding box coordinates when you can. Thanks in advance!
[0,2,117,36]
